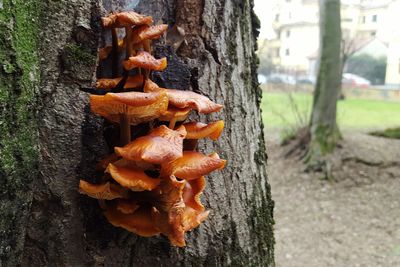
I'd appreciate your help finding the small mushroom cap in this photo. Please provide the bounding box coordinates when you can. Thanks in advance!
[144,79,223,114]
[114,125,187,164]
[132,24,169,44]
[96,75,144,90]
[115,199,140,214]
[159,107,191,122]
[106,159,161,191]
[123,51,167,71]
[79,180,128,200]
[183,176,206,211]
[105,206,160,237]
[166,89,223,114]
[182,207,209,233]
[161,151,226,180]
[101,11,153,28]
[90,90,168,125]
[183,120,224,140]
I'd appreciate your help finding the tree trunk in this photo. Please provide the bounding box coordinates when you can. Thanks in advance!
[0,0,274,266]
[308,0,342,163]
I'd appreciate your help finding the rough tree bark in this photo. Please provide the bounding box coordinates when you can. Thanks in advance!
[307,0,342,163]
[0,0,274,266]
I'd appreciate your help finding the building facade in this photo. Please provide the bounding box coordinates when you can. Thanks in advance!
[264,0,399,85]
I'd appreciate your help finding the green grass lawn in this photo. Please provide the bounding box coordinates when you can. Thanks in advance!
[261,91,400,130]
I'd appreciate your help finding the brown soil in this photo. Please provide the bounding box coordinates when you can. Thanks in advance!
[267,131,400,267]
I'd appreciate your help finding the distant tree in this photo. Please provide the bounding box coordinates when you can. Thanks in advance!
[307,0,342,166]
[346,54,387,85]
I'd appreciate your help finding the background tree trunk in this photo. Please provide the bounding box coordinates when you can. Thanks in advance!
[308,0,342,163]
[1,0,274,266]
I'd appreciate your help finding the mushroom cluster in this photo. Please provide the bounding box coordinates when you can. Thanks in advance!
[79,11,226,247]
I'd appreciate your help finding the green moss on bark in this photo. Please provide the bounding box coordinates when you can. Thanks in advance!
[0,0,40,265]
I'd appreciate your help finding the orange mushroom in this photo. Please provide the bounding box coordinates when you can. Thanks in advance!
[105,206,160,237]
[159,107,191,122]
[114,125,186,164]
[132,24,169,44]
[90,90,168,126]
[106,159,161,191]
[115,199,140,214]
[80,10,226,247]
[161,151,226,180]
[151,175,186,246]
[123,51,167,71]
[102,11,153,28]
[150,176,209,246]
[183,121,224,140]
[96,74,144,90]
[144,79,223,114]
[183,176,206,211]
[181,176,209,231]
[98,40,142,60]
[79,180,128,200]
[166,90,223,114]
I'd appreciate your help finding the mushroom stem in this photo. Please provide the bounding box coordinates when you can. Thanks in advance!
[143,40,152,79]
[111,28,119,78]
[120,113,131,146]
[98,200,108,210]
[125,26,133,59]
[169,117,177,129]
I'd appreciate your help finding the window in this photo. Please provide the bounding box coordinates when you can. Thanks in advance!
[371,31,376,37]
[276,48,280,57]
[285,49,290,56]
[275,14,280,22]
[362,16,366,23]
[286,30,291,38]
[372,15,377,22]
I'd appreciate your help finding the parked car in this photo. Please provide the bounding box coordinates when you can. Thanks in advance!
[342,73,371,88]
[266,73,296,85]
[296,76,316,85]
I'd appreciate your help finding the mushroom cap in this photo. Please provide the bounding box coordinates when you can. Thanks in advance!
[183,120,224,140]
[132,24,169,44]
[78,180,128,200]
[144,79,223,114]
[101,11,153,28]
[105,206,160,237]
[183,176,206,211]
[114,125,187,164]
[96,74,144,90]
[106,159,161,191]
[115,199,140,214]
[90,90,168,125]
[161,151,226,180]
[165,89,223,114]
[159,107,191,122]
[123,51,167,71]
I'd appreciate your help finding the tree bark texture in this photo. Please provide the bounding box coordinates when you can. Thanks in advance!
[309,0,342,159]
[0,0,274,266]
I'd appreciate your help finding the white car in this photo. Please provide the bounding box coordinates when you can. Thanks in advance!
[342,73,371,87]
